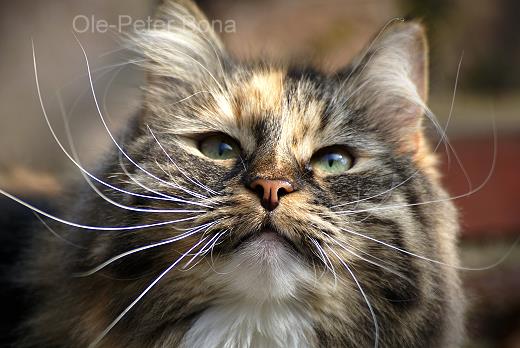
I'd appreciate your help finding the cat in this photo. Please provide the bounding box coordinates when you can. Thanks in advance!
[13,0,465,347]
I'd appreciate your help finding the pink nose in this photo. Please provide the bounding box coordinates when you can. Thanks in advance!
[250,179,295,211]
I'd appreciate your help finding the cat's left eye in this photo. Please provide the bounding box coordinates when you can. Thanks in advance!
[198,134,240,160]
[310,147,353,175]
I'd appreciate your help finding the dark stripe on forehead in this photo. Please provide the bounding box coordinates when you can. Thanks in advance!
[285,67,337,129]
[250,115,280,145]
[319,75,351,130]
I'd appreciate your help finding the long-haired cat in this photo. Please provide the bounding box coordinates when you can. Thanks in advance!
[14,0,464,346]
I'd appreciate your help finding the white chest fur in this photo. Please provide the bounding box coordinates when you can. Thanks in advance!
[180,236,316,348]
[180,300,315,348]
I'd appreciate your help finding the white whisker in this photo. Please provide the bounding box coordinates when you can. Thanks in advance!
[326,245,379,348]
[75,221,218,277]
[434,52,473,193]
[33,213,85,249]
[140,29,227,95]
[333,109,497,216]
[152,159,212,201]
[307,245,329,281]
[354,174,397,225]
[58,108,206,214]
[331,49,469,210]
[238,155,247,172]
[324,233,412,283]
[168,90,211,107]
[185,7,227,90]
[31,40,194,206]
[58,58,145,94]
[88,235,210,348]
[117,150,183,200]
[208,230,227,262]
[342,17,404,85]
[147,125,220,196]
[116,151,213,208]
[339,226,519,271]
[72,33,209,201]
[308,237,338,287]
[0,187,199,231]
[182,230,226,270]
[205,231,236,275]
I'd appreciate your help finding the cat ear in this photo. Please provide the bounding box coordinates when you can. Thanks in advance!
[344,21,429,153]
[135,0,228,89]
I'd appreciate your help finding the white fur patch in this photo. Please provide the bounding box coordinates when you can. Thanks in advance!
[180,236,316,348]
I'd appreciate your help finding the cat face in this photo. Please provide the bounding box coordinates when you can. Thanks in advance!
[118,3,436,282]
[136,66,408,257]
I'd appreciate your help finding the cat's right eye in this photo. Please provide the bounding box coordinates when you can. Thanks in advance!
[198,134,240,160]
[310,146,354,175]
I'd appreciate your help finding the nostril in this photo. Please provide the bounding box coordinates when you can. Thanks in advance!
[276,181,295,197]
[277,187,290,198]
[250,180,265,199]
[252,184,265,200]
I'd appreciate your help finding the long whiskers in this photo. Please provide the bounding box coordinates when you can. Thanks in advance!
[147,125,220,196]
[138,28,227,96]
[308,237,338,287]
[94,59,200,204]
[0,185,201,231]
[58,57,145,96]
[60,109,206,214]
[167,90,211,107]
[333,106,497,216]
[182,230,227,270]
[326,245,379,348]
[206,230,230,273]
[332,52,469,210]
[116,148,207,206]
[75,221,219,277]
[72,33,209,201]
[33,213,85,249]
[339,226,519,271]
[88,234,210,348]
[323,232,413,283]
[342,17,404,85]
[31,40,201,208]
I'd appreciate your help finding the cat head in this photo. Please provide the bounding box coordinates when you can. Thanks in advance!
[103,0,454,311]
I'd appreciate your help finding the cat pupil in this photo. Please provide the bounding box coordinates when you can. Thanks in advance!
[219,142,231,156]
[327,154,342,167]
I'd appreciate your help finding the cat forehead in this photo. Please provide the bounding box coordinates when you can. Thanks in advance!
[216,69,342,160]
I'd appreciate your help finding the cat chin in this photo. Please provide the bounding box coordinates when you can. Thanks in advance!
[184,234,317,348]
[210,231,314,302]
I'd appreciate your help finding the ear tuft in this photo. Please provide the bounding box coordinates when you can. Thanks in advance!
[133,0,227,89]
[381,21,429,101]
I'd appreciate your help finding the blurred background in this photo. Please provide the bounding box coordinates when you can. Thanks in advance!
[0,0,519,346]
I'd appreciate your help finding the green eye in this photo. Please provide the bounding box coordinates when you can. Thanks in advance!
[198,134,240,160]
[311,148,353,174]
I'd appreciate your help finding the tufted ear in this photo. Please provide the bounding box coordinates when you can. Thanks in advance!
[135,0,228,89]
[343,21,429,153]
